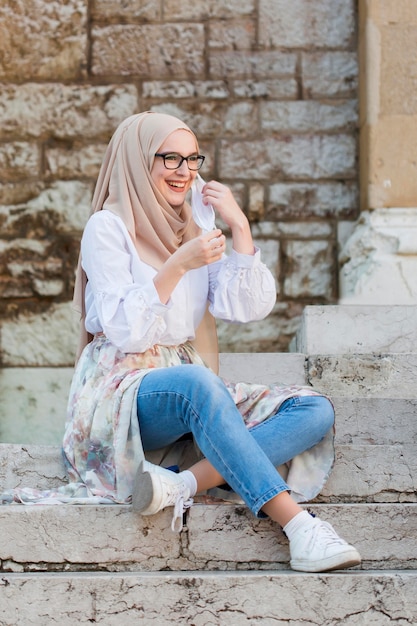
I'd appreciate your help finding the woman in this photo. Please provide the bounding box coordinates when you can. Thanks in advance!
[66,111,361,573]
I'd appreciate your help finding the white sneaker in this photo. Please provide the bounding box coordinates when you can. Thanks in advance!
[290,518,361,572]
[132,462,193,532]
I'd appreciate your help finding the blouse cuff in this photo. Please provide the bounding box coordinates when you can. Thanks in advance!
[140,279,173,313]
[228,246,261,268]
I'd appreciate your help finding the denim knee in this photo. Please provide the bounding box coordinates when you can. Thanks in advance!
[308,395,335,434]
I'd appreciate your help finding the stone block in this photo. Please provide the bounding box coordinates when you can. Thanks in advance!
[0,0,87,80]
[1,181,92,236]
[332,397,417,445]
[283,240,334,299]
[216,311,297,353]
[0,501,415,572]
[0,181,45,205]
[223,102,257,136]
[163,0,255,20]
[261,100,358,133]
[301,51,358,98]
[321,445,417,502]
[0,142,40,182]
[208,19,255,50]
[339,210,417,304]
[0,84,138,141]
[218,353,306,385]
[187,503,417,569]
[143,80,230,100]
[1,570,417,625]
[91,24,205,77]
[252,221,333,239]
[91,0,160,20]
[0,369,73,445]
[208,50,297,79]
[0,505,179,571]
[45,144,107,180]
[295,305,417,354]
[268,181,358,219]
[307,353,417,398]
[232,78,298,100]
[259,0,355,49]
[1,303,79,367]
[0,445,66,492]
[219,135,356,180]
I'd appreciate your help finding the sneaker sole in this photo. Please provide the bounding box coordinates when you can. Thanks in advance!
[291,549,361,573]
[131,463,155,514]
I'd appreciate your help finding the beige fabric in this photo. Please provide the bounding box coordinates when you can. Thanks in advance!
[73,111,218,372]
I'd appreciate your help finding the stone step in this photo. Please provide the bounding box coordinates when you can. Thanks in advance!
[0,503,415,573]
[2,440,416,502]
[1,570,416,625]
[293,304,417,354]
[331,397,417,445]
[307,353,417,397]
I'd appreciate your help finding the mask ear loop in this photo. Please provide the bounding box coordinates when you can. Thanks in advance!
[191,174,216,232]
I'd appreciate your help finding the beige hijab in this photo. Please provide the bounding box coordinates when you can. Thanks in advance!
[73,111,219,372]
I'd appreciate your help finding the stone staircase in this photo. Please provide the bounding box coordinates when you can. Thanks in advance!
[0,305,416,625]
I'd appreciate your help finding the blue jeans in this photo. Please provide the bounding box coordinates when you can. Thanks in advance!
[137,364,334,516]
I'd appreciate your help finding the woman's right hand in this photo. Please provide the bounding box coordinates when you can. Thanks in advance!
[154,229,226,304]
[173,229,226,271]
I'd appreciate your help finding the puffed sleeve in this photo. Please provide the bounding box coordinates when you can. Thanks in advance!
[208,248,276,322]
[81,212,170,353]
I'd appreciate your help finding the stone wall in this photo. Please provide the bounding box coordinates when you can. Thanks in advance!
[0,0,358,364]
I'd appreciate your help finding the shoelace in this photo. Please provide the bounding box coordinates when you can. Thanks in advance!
[306,521,346,551]
[171,495,194,532]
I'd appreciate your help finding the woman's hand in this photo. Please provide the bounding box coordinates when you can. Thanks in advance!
[202,181,245,229]
[173,229,226,271]
[153,230,226,304]
[202,181,254,255]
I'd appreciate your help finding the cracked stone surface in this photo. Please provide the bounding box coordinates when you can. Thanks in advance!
[0,571,416,625]
[1,440,416,501]
[0,503,415,572]
[294,305,417,354]
[307,354,417,398]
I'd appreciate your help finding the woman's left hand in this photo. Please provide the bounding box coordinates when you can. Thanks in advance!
[202,180,255,255]
[202,181,246,230]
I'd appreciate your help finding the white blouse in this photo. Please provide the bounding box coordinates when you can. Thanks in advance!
[81,210,276,353]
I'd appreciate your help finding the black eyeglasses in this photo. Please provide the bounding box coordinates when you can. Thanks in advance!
[154,152,205,171]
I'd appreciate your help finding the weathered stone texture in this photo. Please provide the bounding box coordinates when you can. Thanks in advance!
[1,303,79,366]
[1,571,417,625]
[208,50,297,79]
[302,52,358,98]
[219,136,356,180]
[268,181,358,219]
[91,0,160,21]
[0,0,87,80]
[261,100,358,133]
[259,0,356,48]
[45,143,108,180]
[92,24,205,77]
[0,84,138,140]
[0,143,40,182]
[163,0,256,20]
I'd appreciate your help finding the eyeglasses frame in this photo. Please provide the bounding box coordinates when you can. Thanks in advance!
[154,152,205,171]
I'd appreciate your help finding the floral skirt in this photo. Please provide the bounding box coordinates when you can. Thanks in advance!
[1,336,334,505]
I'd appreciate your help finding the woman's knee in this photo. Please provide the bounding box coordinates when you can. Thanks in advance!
[308,395,335,432]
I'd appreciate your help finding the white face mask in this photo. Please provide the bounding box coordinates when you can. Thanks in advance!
[191,173,216,233]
